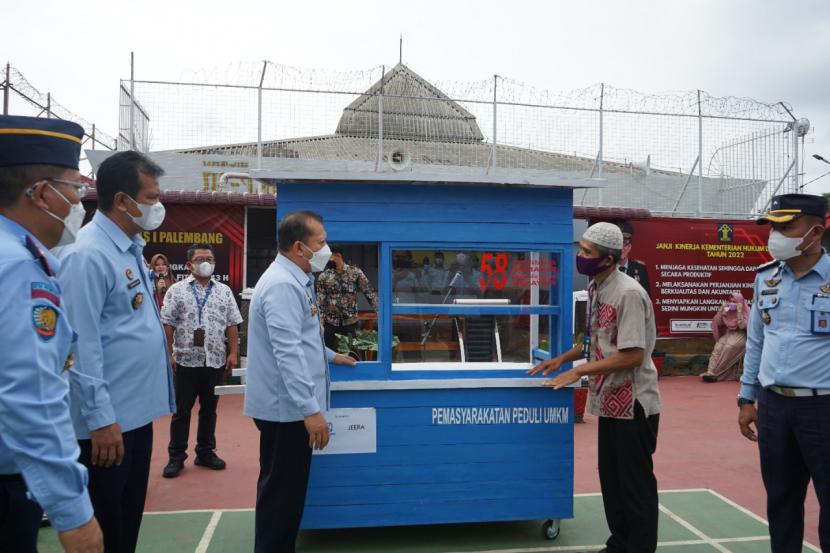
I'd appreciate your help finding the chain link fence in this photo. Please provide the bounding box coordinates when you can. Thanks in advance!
[117,61,805,218]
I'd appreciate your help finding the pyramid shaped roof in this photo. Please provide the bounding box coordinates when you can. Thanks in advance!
[335,63,485,143]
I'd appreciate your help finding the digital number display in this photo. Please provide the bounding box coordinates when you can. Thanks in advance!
[478,252,559,293]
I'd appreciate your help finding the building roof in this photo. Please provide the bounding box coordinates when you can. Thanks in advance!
[336,64,484,143]
[82,187,648,219]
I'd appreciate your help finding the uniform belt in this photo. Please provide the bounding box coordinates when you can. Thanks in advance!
[0,473,23,483]
[768,385,830,398]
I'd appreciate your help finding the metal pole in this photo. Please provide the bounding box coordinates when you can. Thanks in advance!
[46,92,51,118]
[491,75,497,173]
[130,52,136,150]
[92,124,96,150]
[697,90,703,216]
[598,83,604,206]
[792,121,800,191]
[376,66,385,171]
[3,63,9,115]
[257,61,267,171]
[242,206,249,289]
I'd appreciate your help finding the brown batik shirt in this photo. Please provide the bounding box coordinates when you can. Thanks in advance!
[316,264,379,327]
[586,268,661,420]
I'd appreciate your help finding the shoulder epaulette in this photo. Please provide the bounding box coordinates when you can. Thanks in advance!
[756,259,779,273]
[24,235,53,276]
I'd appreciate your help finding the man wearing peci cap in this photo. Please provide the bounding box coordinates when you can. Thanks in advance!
[530,222,661,553]
[0,115,103,552]
[738,193,830,551]
[59,151,175,553]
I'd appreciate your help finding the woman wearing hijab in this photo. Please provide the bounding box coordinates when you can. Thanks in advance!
[151,253,175,308]
[701,292,749,382]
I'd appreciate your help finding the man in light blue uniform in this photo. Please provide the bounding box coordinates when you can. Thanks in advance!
[0,115,103,552]
[738,193,830,552]
[59,151,175,553]
[245,210,356,553]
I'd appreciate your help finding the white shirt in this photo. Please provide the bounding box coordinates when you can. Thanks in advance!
[161,275,243,368]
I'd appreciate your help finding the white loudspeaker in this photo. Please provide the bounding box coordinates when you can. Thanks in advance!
[630,154,651,176]
[387,149,412,171]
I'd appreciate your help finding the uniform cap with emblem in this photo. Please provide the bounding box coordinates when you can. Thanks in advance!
[757,193,827,224]
[0,114,84,170]
[583,222,624,251]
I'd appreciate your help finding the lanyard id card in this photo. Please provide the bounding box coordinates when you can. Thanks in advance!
[811,294,830,335]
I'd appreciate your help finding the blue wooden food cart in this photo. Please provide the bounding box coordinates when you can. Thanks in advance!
[224,172,589,540]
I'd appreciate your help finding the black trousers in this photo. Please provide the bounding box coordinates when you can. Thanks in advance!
[323,322,357,351]
[758,388,830,552]
[168,365,224,462]
[79,423,153,553]
[598,401,660,553]
[254,419,313,553]
[0,474,42,553]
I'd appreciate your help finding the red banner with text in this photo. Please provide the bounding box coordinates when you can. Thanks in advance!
[140,205,245,297]
[617,218,771,337]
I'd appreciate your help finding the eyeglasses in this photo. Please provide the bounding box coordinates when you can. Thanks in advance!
[45,178,90,199]
[192,257,215,264]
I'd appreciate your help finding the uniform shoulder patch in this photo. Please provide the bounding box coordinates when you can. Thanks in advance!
[756,260,779,273]
[32,305,59,339]
[31,282,61,306]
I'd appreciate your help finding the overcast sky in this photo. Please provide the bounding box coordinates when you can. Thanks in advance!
[4,0,829,193]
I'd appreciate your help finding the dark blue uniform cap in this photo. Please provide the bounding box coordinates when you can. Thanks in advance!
[0,115,84,170]
[757,193,827,224]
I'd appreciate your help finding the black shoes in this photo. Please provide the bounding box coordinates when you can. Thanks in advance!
[162,459,184,478]
[194,452,226,470]
[163,453,226,477]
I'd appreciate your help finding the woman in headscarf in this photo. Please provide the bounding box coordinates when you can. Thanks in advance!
[701,292,749,382]
[150,253,175,308]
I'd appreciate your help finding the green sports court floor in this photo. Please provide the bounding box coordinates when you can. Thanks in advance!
[36,490,819,553]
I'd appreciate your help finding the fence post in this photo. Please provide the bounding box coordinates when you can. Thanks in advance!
[792,120,800,191]
[92,124,96,150]
[3,63,9,115]
[129,52,136,150]
[491,74,497,173]
[598,83,604,206]
[697,89,703,216]
[376,66,385,171]
[257,61,267,171]
[46,92,51,119]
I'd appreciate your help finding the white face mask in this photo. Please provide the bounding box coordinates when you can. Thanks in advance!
[301,243,332,272]
[192,261,215,278]
[127,196,166,231]
[767,226,818,261]
[41,184,86,247]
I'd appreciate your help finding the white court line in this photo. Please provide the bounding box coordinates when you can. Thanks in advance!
[659,503,732,553]
[443,536,771,553]
[705,488,822,553]
[194,511,222,553]
[146,507,254,515]
[142,488,715,515]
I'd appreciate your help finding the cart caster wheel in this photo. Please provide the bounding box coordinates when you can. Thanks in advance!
[542,519,560,540]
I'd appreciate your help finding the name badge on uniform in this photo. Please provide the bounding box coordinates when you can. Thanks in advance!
[811,295,830,335]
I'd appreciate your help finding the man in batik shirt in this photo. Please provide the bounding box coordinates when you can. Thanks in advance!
[316,246,379,350]
[529,222,661,553]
